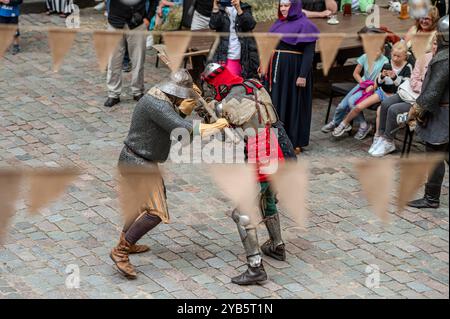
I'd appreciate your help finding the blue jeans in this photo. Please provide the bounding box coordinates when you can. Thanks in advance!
[332,85,366,125]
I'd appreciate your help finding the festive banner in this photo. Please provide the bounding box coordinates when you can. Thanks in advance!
[207,35,221,62]
[360,33,387,71]
[254,33,281,75]
[317,33,345,76]
[354,159,395,223]
[163,31,192,73]
[48,28,77,72]
[410,33,433,61]
[209,164,261,226]
[0,25,17,58]
[269,162,309,228]
[0,170,22,243]
[118,166,162,223]
[27,168,80,214]
[397,155,443,212]
[92,30,123,71]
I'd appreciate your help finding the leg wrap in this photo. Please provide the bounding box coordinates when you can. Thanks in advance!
[260,182,278,218]
[124,210,161,245]
[231,209,262,267]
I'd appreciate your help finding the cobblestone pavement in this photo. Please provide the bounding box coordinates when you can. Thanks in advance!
[0,9,448,299]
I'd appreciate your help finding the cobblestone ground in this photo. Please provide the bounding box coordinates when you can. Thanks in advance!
[0,9,448,299]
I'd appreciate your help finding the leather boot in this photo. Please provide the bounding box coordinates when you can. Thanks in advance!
[110,236,137,279]
[261,214,286,261]
[231,262,268,285]
[261,241,286,261]
[408,184,441,209]
[120,232,150,254]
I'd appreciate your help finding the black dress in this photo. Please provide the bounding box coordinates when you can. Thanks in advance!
[266,41,316,148]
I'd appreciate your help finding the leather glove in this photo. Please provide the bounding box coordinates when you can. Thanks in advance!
[411,103,429,127]
[179,98,197,116]
[199,118,229,137]
[193,84,202,97]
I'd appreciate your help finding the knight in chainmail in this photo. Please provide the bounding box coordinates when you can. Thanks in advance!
[199,63,297,285]
[408,15,449,209]
[111,69,229,279]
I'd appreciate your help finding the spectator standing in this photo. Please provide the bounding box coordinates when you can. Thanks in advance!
[209,0,258,78]
[45,0,74,18]
[0,0,22,55]
[267,0,319,153]
[408,15,449,209]
[191,0,214,30]
[104,0,158,107]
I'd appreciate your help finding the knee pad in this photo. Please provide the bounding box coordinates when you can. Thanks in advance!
[231,209,252,229]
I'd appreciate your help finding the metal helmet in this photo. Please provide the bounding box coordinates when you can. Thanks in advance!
[437,15,449,47]
[201,63,224,82]
[157,69,197,99]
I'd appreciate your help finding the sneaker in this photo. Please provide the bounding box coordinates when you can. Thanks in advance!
[12,44,20,55]
[397,112,409,126]
[368,136,382,155]
[94,2,105,11]
[146,36,154,49]
[332,122,352,137]
[321,121,337,133]
[372,139,396,157]
[354,123,373,140]
[104,97,120,107]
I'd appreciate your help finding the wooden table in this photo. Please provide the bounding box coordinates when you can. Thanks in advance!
[186,7,411,59]
[154,6,412,80]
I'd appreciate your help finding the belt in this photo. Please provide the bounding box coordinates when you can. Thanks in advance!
[274,50,303,55]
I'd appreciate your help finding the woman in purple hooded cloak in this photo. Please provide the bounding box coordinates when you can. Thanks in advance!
[266,0,319,153]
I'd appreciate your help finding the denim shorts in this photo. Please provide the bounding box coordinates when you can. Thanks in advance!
[375,88,387,102]
[0,16,20,37]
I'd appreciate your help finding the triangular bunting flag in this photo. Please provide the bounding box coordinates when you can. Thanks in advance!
[209,164,261,227]
[48,28,77,72]
[360,33,387,72]
[27,168,80,214]
[397,155,443,212]
[0,25,16,58]
[317,33,345,76]
[118,166,162,223]
[354,159,395,223]
[411,33,433,61]
[207,35,221,62]
[92,30,123,71]
[254,33,281,75]
[269,162,310,228]
[0,170,21,243]
[163,31,192,73]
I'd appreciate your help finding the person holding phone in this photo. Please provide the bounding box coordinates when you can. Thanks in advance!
[209,0,259,78]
